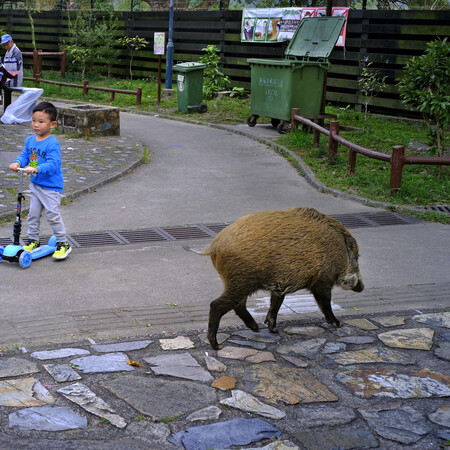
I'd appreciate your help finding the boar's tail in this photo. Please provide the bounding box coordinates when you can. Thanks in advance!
[182,244,210,256]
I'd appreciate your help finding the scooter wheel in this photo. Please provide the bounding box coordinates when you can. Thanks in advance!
[0,246,3,262]
[19,251,32,269]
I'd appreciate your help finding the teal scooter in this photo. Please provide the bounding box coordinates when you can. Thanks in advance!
[0,168,57,269]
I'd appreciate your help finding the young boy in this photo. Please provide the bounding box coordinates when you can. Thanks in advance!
[9,101,71,259]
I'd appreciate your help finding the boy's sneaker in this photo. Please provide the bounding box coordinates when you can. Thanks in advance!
[53,242,72,260]
[23,240,40,253]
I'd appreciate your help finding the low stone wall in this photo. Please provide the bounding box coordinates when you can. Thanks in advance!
[57,105,120,138]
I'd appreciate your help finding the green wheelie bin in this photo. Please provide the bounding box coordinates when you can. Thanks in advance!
[247,16,346,133]
[173,62,208,114]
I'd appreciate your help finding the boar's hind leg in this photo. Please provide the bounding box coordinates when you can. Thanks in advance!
[208,289,254,350]
[264,292,285,333]
[311,282,341,327]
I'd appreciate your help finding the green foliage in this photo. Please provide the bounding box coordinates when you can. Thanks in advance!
[119,36,149,80]
[397,38,450,157]
[358,61,387,134]
[199,44,230,99]
[63,11,120,81]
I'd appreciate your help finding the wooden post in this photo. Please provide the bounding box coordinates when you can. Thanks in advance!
[33,50,39,79]
[348,148,357,175]
[136,87,142,105]
[83,80,89,96]
[291,108,299,132]
[328,120,339,164]
[390,145,405,194]
[38,49,43,76]
[61,50,66,78]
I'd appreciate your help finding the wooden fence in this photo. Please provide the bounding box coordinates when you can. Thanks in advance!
[1,9,449,117]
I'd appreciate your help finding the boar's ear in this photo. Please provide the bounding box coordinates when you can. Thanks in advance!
[345,235,359,261]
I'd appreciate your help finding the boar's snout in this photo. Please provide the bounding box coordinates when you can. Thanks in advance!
[352,279,364,292]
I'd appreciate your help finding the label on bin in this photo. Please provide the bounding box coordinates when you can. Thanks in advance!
[177,74,185,92]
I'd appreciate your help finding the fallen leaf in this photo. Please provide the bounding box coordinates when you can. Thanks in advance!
[127,359,141,367]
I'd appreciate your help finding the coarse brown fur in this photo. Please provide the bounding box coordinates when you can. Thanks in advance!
[202,207,364,349]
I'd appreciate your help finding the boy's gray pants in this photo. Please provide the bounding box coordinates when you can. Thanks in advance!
[27,182,66,243]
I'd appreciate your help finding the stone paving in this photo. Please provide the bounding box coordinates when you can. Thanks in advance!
[0,311,449,449]
[0,122,143,222]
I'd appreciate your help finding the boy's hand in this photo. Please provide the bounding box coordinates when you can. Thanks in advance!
[24,166,38,175]
[9,162,20,172]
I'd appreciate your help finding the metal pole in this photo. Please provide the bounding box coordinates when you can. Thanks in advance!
[165,0,174,89]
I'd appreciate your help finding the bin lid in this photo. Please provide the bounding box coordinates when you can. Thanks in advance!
[285,16,346,59]
[173,62,206,72]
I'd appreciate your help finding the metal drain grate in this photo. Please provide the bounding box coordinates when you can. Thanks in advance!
[419,205,450,214]
[0,212,422,250]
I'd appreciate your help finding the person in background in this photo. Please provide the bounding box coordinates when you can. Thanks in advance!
[1,34,23,87]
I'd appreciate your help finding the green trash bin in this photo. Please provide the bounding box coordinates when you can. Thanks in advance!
[173,62,208,114]
[247,16,346,132]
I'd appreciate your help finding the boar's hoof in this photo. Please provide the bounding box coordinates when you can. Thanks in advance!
[264,318,278,333]
[208,336,220,350]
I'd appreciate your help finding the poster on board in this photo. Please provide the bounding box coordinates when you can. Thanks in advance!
[241,7,349,46]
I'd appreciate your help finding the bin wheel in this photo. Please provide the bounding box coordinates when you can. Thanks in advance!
[271,118,281,128]
[198,103,207,113]
[247,115,258,127]
[277,122,290,134]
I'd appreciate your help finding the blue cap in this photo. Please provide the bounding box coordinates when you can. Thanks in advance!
[1,34,12,45]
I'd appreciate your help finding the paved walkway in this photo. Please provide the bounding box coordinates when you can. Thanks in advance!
[0,105,449,448]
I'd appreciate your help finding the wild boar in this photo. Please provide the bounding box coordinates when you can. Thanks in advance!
[200,207,364,350]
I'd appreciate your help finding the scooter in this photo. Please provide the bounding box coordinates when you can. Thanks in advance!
[0,168,57,269]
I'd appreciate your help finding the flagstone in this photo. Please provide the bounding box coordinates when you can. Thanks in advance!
[280,355,308,368]
[373,315,406,327]
[336,367,450,399]
[0,377,54,407]
[358,402,431,444]
[412,312,450,328]
[233,328,281,344]
[212,375,237,391]
[70,352,134,374]
[199,332,229,345]
[436,429,450,440]
[217,345,258,360]
[344,318,378,330]
[246,440,299,450]
[244,364,338,405]
[100,375,217,421]
[91,339,153,353]
[378,327,434,350]
[43,364,81,382]
[322,342,346,354]
[338,336,376,344]
[187,405,222,422]
[295,429,378,450]
[9,406,87,431]
[30,348,90,360]
[293,405,357,428]
[434,342,450,361]
[246,351,276,363]
[228,339,267,350]
[204,354,227,372]
[159,336,195,350]
[277,338,326,360]
[441,332,450,342]
[0,357,39,378]
[144,352,213,382]
[283,326,325,337]
[428,404,450,427]
[220,389,286,419]
[169,417,281,450]
[57,382,127,428]
[331,347,414,365]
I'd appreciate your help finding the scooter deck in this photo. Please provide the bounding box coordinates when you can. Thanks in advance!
[31,244,56,259]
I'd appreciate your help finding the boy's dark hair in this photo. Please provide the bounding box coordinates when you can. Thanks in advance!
[33,101,57,122]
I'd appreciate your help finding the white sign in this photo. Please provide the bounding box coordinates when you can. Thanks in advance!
[154,32,166,55]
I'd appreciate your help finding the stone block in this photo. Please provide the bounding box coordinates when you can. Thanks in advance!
[57,104,120,138]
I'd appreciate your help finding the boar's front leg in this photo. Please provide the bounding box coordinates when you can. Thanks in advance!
[311,282,341,328]
[265,292,285,333]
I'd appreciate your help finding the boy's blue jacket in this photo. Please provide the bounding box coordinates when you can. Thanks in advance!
[14,134,64,193]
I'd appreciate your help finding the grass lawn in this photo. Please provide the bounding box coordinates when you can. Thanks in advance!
[23,71,449,222]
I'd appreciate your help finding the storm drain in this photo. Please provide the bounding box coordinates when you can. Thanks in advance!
[0,212,421,249]
[417,205,450,214]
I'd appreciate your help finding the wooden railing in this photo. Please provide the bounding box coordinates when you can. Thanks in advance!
[291,108,450,194]
[23,77,142,105]
[22,50,66,78]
